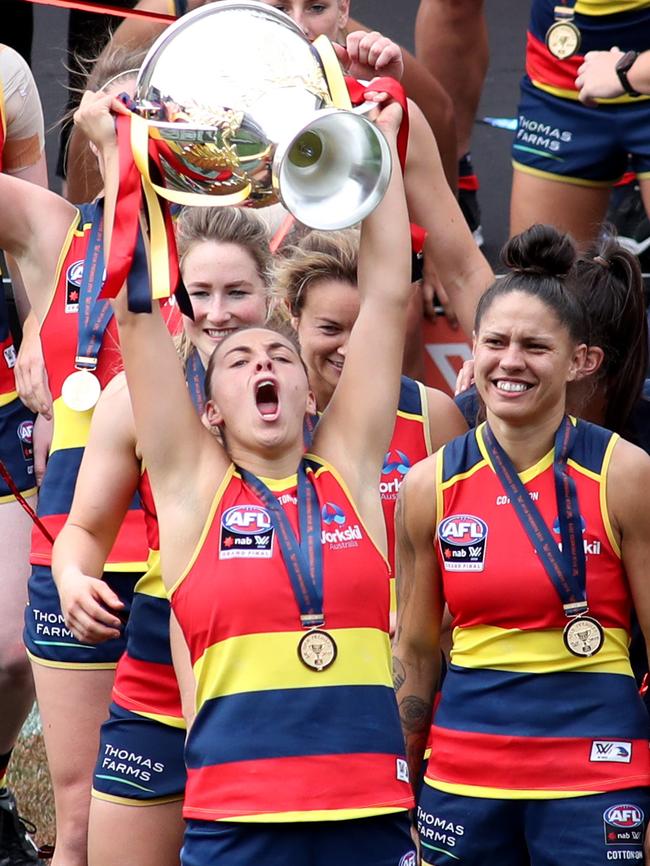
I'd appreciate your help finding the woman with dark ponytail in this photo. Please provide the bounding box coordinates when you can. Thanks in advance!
[394,224,650,866]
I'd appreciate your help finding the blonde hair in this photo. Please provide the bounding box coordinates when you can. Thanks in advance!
[174,206,277,362]
[274,228,360,317]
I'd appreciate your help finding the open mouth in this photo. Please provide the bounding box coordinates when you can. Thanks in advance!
[255,379,280,419]
[493,379,533,394]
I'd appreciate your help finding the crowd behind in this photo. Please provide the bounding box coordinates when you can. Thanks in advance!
[1,2,650,866]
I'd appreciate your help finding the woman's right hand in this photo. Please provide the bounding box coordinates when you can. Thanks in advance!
[58,566,125,644]
[15,313,52,419]
[73,89,129,153]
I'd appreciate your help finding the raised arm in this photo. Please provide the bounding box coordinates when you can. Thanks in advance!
[392,456,443,786]
[74,91,229,568]
[314,96,411,513]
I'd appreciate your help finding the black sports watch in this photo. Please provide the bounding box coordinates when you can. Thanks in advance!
[616,50,641,97]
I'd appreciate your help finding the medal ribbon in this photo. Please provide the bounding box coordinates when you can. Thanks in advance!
[482,416,588,617]
[185,348,206,416]
[238,463,325,628]
[75,203,113,372]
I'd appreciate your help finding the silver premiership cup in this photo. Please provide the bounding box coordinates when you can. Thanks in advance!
[132,0,392,230]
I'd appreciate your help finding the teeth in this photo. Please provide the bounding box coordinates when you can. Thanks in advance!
[205,329,233,338]
[496,381,528,393]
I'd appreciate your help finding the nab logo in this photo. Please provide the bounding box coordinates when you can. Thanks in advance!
[222,505,271,534]
[604,806,644,828]
[438,514,488,572]
[219,505,274,559]
[382,449,411,476]
[65,260,84,312]
[321,502,346,526]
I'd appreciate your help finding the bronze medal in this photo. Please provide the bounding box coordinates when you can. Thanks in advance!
[61,369,102,412]
[298,629,337,671]
[563,615,604,657]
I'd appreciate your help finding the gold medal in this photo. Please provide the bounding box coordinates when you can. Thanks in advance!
[546,8,581,60]
[61,369,102,412]
[563,615,604,657]
[298,629,337,671]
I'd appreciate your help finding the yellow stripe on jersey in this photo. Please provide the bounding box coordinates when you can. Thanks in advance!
[0,390,17,408]
[575,0,650,13]
[50,396,93,453]
[193,627,392,707]
[599,433,622,558]
[133,553,166,599]
[450,624,633,676]
[39,212,82,327]
[424,777,597,799]
[125,708,186,730]
[529,79,650,104]
[226,806,406,824]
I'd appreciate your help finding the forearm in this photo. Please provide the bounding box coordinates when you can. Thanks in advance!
[393,647,440,787]
[628,51,650,94]
[52,522,113,588]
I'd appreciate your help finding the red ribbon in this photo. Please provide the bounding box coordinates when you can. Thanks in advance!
[0,459,54,544]
[17,0,175,22]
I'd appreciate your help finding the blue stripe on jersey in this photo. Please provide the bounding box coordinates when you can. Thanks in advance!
[441,428,484,483]
[570,420,612,475]
[37,447,143,517]
[186,685,404,768]
[125,594,173,666]
[398,376,423,416]
[435,664,650,739]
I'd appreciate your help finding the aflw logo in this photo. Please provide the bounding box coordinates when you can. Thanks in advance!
[590,740,632,764]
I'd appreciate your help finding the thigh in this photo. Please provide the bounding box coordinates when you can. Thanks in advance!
[316,813,416,866]
[88,797,184,866]
[510,170,611,250]
[0,499,34,651]
[24,566,136,668]
[418,783,529,866]
[527,788,650,866]
[92,703,186,805]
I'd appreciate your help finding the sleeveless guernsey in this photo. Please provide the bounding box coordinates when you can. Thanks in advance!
[526,0,650,102]
[32,202,148,569]
[425,420,650,799]
[111,470,184,727]
[0,79,15,407]
[170,456,413,822]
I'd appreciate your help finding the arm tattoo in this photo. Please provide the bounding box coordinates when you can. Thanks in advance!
[399,695,432,734]
[392,655,406,691]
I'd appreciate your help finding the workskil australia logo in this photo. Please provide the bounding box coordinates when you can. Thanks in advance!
[321,502,362,549]
[380,449,411,499]
[219,504,274,559]
[552,515,601,556]
[438,514,488,571]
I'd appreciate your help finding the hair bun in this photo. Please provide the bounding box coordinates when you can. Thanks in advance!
[501,224,576,278]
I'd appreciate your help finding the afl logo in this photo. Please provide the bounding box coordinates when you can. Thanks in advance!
[604,805,644,828]
[222,505,271,534]
[16,419,34,463]
[439,514,488,572]
[65,259,84,312]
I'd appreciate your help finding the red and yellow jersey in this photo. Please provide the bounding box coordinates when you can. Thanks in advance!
[425,419,650,799]
[170,456,413,822]
[526,0,650,102]
[0,75,14,405]
[111,468,184,727]
[31,202,149,569]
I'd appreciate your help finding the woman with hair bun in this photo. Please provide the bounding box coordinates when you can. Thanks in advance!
[394,223,650,866]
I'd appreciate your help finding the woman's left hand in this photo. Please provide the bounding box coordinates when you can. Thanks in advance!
[335,30,404,83]
[576,47,625,104]
[73,89,130,152]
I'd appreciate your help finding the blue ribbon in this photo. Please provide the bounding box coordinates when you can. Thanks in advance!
[74,202,113,371]
[185,348,206,415]
[238,462,324,628]
[483,416,587,617]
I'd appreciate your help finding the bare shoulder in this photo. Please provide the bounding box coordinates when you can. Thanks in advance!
[607,436,650,527]
[423,386,468,451]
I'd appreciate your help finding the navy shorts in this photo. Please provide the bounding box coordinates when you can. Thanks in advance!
[512,75,650,186]
[0,397,35,499]
[418,781,650,865]
[182,813,416,866]
[92,702,186,805]
[24,565,138,668]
